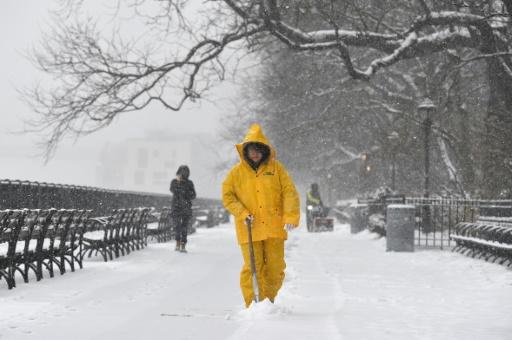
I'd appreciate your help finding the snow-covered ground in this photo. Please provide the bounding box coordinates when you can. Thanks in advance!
[1,222,511,340]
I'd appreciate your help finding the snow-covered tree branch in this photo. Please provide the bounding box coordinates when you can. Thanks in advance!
[25,0,512,196]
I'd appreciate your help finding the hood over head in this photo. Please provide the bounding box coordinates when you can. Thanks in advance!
[176,165,190,179]
[236,124,275,169]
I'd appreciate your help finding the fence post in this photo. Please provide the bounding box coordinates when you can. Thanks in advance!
[386,204,415,252]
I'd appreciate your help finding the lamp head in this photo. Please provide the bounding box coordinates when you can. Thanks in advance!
[418,98,436,120]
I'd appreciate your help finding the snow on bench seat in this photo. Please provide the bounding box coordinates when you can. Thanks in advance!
[450,235,512,250]
[83,230,105,241]
[146,222,159,230]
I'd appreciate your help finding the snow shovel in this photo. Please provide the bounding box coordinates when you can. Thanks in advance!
[246,218,260,303]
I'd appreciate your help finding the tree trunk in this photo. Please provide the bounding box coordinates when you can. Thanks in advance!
[482,57,512,197]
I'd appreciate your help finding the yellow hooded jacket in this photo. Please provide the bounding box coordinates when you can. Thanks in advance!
[222,124,300,244]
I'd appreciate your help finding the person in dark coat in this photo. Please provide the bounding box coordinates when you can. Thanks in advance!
[170,165,196,253]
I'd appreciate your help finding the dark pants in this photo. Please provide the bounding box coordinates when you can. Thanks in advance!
[173,215,191,244]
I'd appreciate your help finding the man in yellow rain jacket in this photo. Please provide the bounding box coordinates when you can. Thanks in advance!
[222,124,300,307]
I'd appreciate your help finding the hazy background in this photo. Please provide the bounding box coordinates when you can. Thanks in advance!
[0,1,245,198]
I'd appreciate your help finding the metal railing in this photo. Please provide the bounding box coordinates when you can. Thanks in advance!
[0,179,221,216]
[357,196,512,249]
[405,198,512,249]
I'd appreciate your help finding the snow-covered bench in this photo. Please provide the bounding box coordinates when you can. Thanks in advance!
[355,195,405,236]
[0,209,91,290]
[368,213,386,236]
[81,208,150,262]
[147,207,173,243]
[0,210,19,289]
[451,221,512,266]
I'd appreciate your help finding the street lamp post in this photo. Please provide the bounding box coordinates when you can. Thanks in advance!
[387,131,400,192]
[418,98,436,232]
[358,152,369,195]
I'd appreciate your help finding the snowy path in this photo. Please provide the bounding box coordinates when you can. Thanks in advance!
[1,223,511,339]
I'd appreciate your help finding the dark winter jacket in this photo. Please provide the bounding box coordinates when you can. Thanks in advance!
[170,179,196,216]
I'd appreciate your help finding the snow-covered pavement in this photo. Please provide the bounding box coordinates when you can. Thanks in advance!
[1,223,511,340]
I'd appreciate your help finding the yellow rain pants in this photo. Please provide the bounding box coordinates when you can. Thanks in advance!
[240,238,285,307]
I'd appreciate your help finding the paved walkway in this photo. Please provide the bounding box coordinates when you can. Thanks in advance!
[1,223,510,339]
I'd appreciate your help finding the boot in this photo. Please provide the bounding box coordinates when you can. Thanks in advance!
[175,241,180,251]
[180,242,187,253]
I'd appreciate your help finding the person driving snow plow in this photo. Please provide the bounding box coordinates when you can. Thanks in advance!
[306,183,333,232]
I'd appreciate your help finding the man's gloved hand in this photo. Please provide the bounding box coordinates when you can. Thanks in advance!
[244,215,254,226]
[284,224,296,231]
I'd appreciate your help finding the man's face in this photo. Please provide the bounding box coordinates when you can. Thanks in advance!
[247,146,263,163]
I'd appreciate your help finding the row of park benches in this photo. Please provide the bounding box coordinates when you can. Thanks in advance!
[0,207,151,289]
[0,209,90,289]
[1,204,231,290]
[451,217,512,266]
[82,208,151,262]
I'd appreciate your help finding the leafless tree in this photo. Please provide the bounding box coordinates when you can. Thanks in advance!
[25,0,512,195]
[232,43,487,197]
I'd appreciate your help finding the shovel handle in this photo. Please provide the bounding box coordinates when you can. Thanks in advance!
[246,218,260,303]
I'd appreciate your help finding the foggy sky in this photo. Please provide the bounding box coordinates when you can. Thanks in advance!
[0,1,246,198]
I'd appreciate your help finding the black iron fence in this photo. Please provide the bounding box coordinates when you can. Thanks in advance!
[0,179,221,216]
[406,198,512,249]
[357,196,512,249]
[405,197,475,249]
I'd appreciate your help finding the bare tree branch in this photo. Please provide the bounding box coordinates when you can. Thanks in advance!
[24,0,512,161]
[416,0,431,17]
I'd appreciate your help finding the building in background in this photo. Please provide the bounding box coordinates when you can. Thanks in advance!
[96,131,222,198]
